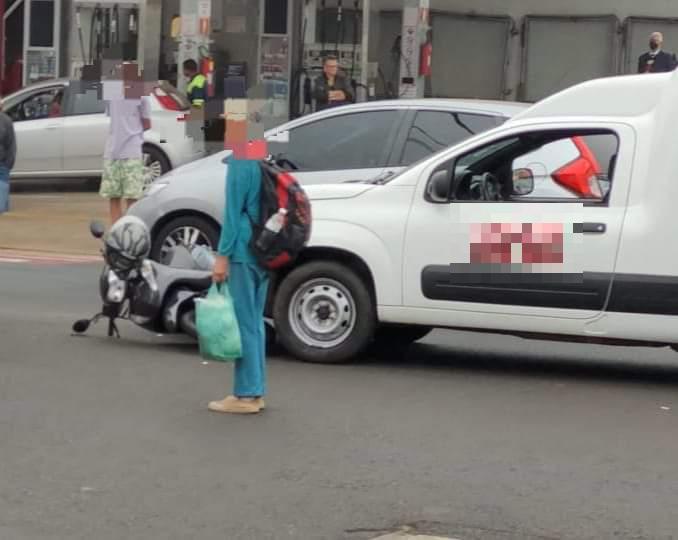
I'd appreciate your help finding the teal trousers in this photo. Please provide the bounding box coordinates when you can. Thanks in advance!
[229,262,270,398]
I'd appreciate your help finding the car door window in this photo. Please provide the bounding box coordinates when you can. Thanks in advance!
[6,87,64,122]
[276,110,400,171]
[63,82,106,116]
[401,111,502,165]
[444,130,619,203]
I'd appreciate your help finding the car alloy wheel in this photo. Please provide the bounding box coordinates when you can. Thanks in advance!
[142,152,164,190]
[288,278,357,349]
[160,226,214,264]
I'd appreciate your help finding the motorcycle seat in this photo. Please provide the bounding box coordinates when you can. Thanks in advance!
[152,263,213,291]
[174,275,213,290]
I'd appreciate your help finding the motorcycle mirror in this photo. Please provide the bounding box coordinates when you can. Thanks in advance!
[90,221,106,239]
[72,319,91,333]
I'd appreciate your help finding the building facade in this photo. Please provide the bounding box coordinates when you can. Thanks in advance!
[3,1,678,115]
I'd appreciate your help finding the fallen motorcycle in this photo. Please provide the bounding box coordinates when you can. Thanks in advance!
[72,216,213,340]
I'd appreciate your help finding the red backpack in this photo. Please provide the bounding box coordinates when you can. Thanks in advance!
[249,158,312,270]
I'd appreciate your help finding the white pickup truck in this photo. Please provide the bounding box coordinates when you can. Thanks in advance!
[270,70,678,364]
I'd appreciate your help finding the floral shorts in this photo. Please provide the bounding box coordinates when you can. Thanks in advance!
[99,159,145,200]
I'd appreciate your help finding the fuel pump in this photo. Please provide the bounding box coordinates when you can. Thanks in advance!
[73,1,141,69]
[89,7,103,64]
[296,0,364,115]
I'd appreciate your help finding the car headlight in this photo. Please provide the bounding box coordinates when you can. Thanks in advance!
[140,259,159,292]
[145,181,169,198]
[107,271,127,303]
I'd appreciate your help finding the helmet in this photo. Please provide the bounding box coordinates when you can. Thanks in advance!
[104,216,151,272]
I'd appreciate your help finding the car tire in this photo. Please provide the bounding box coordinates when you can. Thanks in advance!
[274,261,376,364]
[265,320,283,356]
[143,146,171,189]
[150,215,220,264]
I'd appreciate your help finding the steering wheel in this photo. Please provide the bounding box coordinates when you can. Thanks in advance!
[454,171,503,201]
[479,172,502,202]
[466,173,501,201]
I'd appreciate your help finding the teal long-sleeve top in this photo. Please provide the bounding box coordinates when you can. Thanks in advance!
[217,158,262,264]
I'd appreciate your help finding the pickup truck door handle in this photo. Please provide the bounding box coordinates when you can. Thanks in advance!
[582,222,606,234]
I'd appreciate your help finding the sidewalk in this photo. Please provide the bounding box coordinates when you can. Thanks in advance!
[0,194,108,256]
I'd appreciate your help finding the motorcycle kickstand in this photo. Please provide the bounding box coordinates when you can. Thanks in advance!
[107,318,121,339]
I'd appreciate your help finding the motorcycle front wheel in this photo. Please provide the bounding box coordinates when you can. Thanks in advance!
[179,310,198,339]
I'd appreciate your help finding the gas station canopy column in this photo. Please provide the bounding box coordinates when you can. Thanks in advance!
[356,0,430,102]
[398,0,430,99]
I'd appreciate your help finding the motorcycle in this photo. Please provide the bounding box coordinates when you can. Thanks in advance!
[72,221,213,340]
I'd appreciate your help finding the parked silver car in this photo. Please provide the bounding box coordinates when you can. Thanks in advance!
[2,78,205,184]
[128,99,530,262]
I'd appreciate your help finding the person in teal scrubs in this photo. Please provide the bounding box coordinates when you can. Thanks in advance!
[208,158,270,415]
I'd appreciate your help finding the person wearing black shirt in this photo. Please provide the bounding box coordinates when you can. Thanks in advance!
[638,32,677,73]
[313,55,355,111]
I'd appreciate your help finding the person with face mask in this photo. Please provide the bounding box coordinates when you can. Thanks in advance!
[638,32,677,74]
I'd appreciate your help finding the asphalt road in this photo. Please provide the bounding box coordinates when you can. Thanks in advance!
[2,262,678,540]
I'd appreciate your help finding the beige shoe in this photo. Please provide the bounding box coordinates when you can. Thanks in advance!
[217,396,266,410]
[208,396,261,414]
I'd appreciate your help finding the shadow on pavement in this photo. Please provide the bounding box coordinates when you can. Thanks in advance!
[365,338,678,388]
[72,323,678,388]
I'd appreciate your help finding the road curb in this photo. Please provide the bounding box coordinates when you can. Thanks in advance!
[0,249,101,264]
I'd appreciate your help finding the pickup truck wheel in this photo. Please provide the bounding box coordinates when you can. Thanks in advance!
[265,320,283,356]
[274,261,376,364]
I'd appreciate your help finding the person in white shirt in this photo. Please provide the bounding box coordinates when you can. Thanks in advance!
[99,62,152,224]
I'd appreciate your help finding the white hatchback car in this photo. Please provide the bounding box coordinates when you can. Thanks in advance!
[1,79,205,184]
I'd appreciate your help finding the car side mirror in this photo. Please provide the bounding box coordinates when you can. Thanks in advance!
[266,130,290,144]
[512,168,535,197]
[426,170,452,203]
[90,220,106,239]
